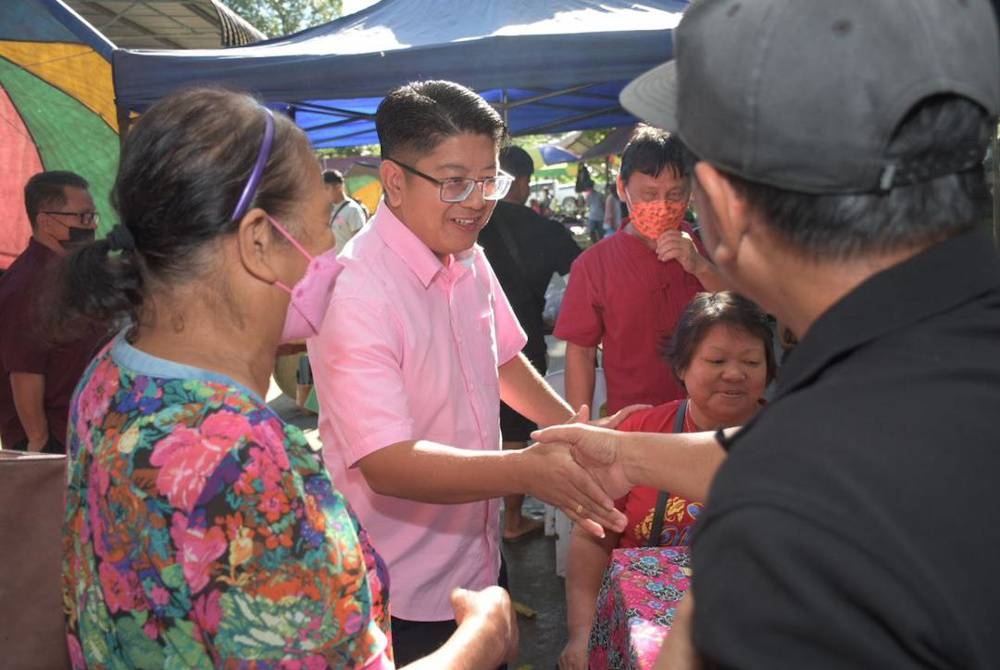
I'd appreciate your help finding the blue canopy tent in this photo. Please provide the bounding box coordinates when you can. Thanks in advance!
[112,0,688,147]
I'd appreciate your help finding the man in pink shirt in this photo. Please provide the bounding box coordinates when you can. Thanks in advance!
[309,80,626,665]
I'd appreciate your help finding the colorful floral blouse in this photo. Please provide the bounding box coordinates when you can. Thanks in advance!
[63,335,392,669]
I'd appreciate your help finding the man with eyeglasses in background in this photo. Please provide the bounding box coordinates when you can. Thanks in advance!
[309,80,631,665]
[0,171,105,453]
[555,127,727,418]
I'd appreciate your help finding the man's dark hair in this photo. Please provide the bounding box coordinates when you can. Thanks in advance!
[24,171,89,228]
[620,125,694,184]
[500,145,534,179]
[725,96,993,261]
[323,169,344,185]
[664,291,777,387]
[376,80,507,161]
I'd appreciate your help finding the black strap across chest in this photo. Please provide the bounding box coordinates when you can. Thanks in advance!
[647,399,688,547]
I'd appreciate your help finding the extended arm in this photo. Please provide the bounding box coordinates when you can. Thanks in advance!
[531,423,731,501]
[10,371,49,450]
[404,587,517,670]
[560,524,620,669]
[357,439,624,534]
[564,342,598,416]
[498,352,574,426]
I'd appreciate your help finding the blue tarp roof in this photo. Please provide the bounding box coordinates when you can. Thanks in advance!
[112,0,688,147]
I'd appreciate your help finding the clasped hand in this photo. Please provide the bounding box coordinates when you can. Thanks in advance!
[522,404,646,537]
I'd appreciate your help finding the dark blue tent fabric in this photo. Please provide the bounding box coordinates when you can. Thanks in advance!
[113,0,688,147]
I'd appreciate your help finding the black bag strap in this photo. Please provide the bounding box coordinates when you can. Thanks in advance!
[331,200,350,222]
[647,400,688,547]
[493,217,546,312]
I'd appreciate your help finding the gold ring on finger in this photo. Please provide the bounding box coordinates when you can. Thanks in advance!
[575,503,584,515]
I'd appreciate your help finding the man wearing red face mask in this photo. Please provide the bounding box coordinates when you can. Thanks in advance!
[555,127,726,415]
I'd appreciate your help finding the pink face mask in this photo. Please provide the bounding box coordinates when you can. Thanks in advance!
[628,198,688,239]
[268,216,342,343]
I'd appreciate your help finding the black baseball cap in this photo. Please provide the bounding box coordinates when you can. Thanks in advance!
[621,0,999,194]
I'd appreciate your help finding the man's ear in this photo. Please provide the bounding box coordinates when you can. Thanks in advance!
[380,160,405,207]
[236,207,279,283]
[693,162,751,267]
[616,174,627,201]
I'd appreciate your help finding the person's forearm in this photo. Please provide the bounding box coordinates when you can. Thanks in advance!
[654,594,701,670]
[565,526,618,640]
[691,259,727,292]
[620,431,728,502]
[358,440,530,503]
[402,616,506,670]
[564,344,597,414]
[499,353,574,427]
[10,372,49,448]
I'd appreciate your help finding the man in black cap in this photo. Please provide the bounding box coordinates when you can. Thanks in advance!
[536,0,1000,666]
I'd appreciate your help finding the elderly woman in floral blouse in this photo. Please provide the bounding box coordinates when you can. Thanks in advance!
[54,88,515,669]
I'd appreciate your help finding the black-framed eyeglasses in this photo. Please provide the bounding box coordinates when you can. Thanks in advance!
[388,158,513,203]
[42,211,99,226]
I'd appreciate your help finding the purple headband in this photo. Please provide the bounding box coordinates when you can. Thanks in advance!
[230,107,276,221]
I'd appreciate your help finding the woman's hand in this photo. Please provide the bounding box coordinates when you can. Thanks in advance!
[405,587,518,669]
[588,403,651,429]
[558,631,590,670]
[451,586,519,666]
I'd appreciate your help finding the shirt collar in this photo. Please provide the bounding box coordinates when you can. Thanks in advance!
[371,201,474,288]
[774,228,1000,401]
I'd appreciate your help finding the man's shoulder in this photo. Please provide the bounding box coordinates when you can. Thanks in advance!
[335,232,390,294]
[0,252,46,322]
[708,323,1000,523]
[491,200,542,227]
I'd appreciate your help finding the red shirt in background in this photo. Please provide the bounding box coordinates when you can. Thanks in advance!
[554,226,705,413]
[613,399,703,548]
[0,239,105,450]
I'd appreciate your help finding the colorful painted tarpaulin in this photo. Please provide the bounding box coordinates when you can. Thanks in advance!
[0,1,119,269]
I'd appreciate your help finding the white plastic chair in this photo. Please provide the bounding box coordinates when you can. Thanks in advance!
[541,368,606,577]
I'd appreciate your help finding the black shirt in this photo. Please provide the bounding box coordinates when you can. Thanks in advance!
[693,229,1000,669]
[479,201,581,363]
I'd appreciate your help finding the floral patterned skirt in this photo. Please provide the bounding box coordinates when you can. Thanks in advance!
[588,546,691,669]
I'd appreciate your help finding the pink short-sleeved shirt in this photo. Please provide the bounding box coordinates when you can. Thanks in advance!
[309,202,527,621]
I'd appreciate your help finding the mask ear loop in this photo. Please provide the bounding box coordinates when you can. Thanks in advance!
[266,215,315,293]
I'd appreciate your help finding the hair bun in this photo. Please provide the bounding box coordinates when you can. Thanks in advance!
[106,224,137,252]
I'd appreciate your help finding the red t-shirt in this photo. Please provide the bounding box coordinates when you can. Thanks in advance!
[614,399,703,548]
[0,239,105,449]
[554,227,705,412]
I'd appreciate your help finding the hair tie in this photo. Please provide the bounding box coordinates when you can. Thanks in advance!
[107,224,137,252]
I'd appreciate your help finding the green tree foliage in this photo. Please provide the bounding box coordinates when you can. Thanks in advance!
[223,0,342,38]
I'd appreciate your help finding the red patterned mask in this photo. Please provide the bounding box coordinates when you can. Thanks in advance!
[628,199,687,239]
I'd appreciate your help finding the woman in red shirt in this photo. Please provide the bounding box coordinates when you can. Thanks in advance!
[559,291,776,669]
